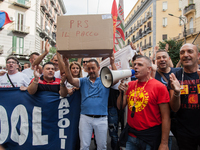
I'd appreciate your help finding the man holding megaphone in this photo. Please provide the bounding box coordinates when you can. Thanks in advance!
[59,53,117,150]
[117,55,171,150]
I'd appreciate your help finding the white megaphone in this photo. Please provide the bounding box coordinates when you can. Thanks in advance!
[100,66,135,88]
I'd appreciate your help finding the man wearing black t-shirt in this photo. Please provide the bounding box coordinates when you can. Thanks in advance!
[154,50,180,150]
[169,43,200,150]
[155,50,180,87]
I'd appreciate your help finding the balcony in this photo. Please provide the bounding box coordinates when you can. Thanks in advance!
[142,31,147,37]
[41,1,48,11]
[147,43,152,48]
[147,12,152,19]
[186,28,196,35]
[49,8,53,17]
[8,23,30,34]
[183,4,195,16]
[146,27,152,34]
[9,0,31,9]
[50,15,55,23]
[54,5,58,12]
[135,35,140,41]
[51,32,56,46]
[142,45,147,50]
[139,34,142,39]
[0,45,3,54]
[39,28,48,39]
[142,17,147,24]
[50,0,56,6]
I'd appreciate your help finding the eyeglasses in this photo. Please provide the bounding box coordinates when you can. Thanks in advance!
[83,61,89,63]
[131,106,135,118]
[6,61,17,64]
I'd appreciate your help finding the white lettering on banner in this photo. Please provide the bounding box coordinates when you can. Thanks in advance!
[0,105,48,146]
[11,105,29,145]
[58,97,70,149]
[0,106,9,144]
[32,107,48,145]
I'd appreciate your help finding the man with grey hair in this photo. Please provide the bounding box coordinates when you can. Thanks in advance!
[169,43,200,149]
[0,56,30,88]
[117,55,170,149]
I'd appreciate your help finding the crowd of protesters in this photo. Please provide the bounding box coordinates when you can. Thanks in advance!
[0,40,200,150]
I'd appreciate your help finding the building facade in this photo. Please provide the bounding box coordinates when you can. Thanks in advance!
[125,0,182,57]
[0,0,66,67]
[173,0,200,48]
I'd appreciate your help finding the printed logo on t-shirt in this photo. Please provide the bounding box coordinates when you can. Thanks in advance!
[188,94,198,104]
[180,85,189,95]
[127,87,149,112]
[197,84,200,94]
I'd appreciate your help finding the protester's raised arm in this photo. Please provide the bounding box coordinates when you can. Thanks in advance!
[110,52,117,70]
[32,39,50,74]
[169,73,181,112]
[59,74,68,97]
[27,66,40,95]
[56,53,79,88]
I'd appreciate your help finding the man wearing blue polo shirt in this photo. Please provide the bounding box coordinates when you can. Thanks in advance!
[60,53,116,150]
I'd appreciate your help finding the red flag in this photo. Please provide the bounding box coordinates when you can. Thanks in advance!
[111,0,118,53]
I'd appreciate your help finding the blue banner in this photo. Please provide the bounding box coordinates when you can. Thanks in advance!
[0,88,81,150]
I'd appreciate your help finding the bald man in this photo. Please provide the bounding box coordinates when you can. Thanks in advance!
[169,43,200,150]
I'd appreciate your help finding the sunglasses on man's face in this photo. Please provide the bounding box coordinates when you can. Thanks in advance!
[83,61,89,64]
[131,106,135,118]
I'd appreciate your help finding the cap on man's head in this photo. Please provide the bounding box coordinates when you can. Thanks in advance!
[6,56,19,64]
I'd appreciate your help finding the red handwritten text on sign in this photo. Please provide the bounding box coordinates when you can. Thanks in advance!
[62,20,99,37]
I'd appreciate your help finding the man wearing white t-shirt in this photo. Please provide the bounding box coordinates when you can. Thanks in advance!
[0,57,30,88]
[22,40,51,80]
[22,52,40,80]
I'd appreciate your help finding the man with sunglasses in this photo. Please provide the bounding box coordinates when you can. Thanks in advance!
[0,56,30,88]
[117,55,170,150]
[81,58,91,77]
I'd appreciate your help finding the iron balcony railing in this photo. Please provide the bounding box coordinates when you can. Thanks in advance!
[8,23,30,34]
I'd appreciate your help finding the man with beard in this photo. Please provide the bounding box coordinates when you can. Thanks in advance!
[60,54,116,150]
[169,43,200,150]
[27,62,68,97]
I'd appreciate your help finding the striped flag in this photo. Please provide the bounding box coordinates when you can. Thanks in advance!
[111,0,118,53]
[115,0,125,52]
[0,11,12,28]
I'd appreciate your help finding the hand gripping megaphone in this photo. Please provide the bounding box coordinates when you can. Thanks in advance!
[100,66,135,88]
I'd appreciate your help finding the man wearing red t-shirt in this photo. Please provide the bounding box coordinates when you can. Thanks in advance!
[117,55,170,150]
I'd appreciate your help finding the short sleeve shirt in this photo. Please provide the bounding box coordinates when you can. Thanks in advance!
[126,78,170,132]
[79,77,109,115]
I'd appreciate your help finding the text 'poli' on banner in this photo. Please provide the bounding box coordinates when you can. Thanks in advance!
[0,88,81,150]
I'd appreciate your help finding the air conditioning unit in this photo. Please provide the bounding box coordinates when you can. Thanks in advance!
[179,8,181,11]
[163,25,167,27]
[163,9,166,11]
